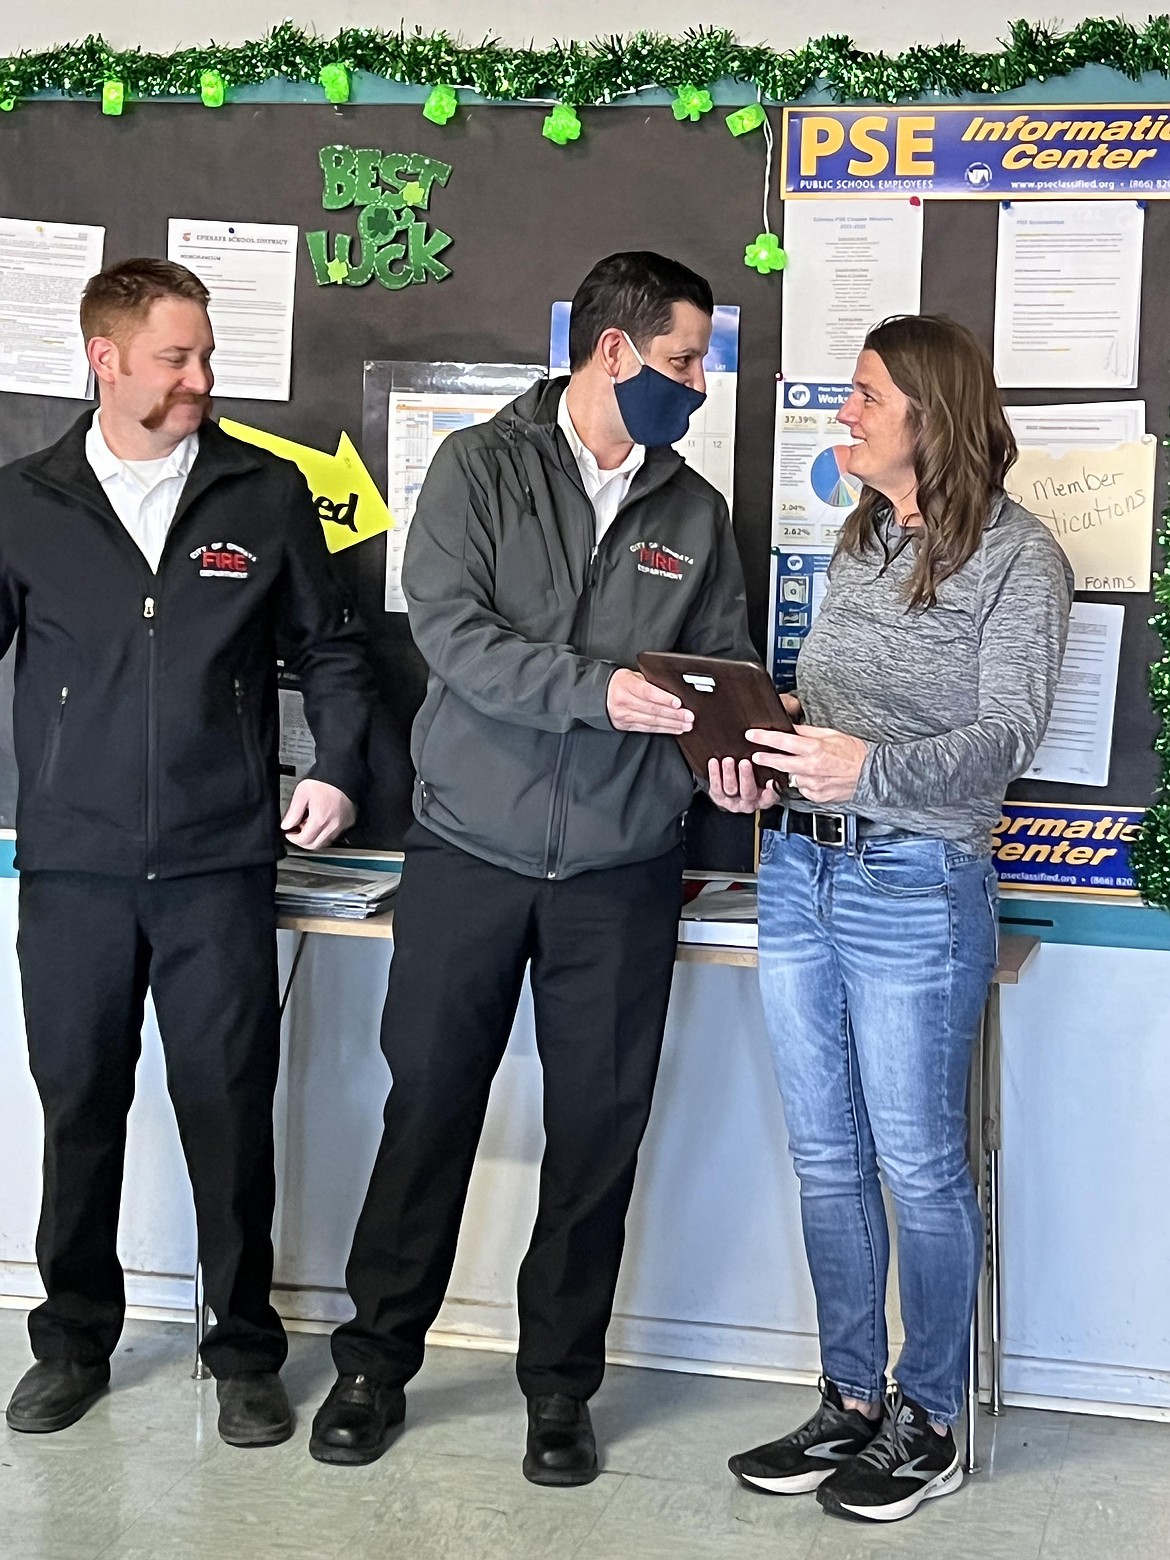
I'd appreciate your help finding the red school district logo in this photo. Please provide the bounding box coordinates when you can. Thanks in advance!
[190,541,257,579]
[630,540,694,581]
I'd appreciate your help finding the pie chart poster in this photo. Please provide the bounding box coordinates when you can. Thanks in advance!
[809,443,863,508]
[772,381,860,546]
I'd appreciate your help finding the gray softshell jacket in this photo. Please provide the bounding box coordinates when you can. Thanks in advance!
[403,376,756,879]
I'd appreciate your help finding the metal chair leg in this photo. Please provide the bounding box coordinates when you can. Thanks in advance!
[279,931,308,1020]
[981,982,1004,1417]
[963,994,991,1473]
[965,1287,981,1475]
[987,1147,1003,1415]
[192,1257,211,1381]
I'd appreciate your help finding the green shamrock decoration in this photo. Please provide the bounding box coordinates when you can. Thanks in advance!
[319,63,350,104]
[542,104,581,146]
[672,84,713,123]
[744,233,787,275]
[726,104,766,137]
[200,70,226,108]
[400,181,426,207]
[326,256,349,284]
[101,79,125,116]
[423,85,458,125]
[365,206,396,239]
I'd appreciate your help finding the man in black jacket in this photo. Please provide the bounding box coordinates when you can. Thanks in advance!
[0,259,369,1446]
[311,252,756,1481]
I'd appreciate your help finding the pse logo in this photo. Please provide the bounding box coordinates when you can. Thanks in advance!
[190,541,257,579]
[630,540,694,582]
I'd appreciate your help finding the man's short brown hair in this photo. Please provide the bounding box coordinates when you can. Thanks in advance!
[80,257,209,343]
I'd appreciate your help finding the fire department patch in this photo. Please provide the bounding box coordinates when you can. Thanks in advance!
[629,540,694,581]
[190,541,258,580]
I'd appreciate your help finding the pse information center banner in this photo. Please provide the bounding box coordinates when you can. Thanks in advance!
[993,802,1143,895]
[782,105,1170,199]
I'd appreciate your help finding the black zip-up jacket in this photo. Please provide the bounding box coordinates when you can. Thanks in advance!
[0,415,370,879]
[405,377,756,879]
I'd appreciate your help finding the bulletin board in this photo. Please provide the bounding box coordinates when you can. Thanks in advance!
[900,194,1164,814]
[0,101,784,863]
[0,95,1163,867]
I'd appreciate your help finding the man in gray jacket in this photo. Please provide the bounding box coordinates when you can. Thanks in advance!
[311,252,755,1482]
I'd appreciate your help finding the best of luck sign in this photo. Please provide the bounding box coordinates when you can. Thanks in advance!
[306,145,454,289]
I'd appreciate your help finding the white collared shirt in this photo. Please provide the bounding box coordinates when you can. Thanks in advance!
[556,391,644,545]
[85,412,199,573]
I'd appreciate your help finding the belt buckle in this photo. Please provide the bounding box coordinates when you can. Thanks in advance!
[811,811,847,848]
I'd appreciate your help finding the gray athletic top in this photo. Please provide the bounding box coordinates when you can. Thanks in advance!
[792,492,1075,853]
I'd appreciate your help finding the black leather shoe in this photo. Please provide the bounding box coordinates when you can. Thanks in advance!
[216,1370,293,1447]
[309,1373,406,1465]
[6,1359,110,1433]
[523,1393,599,1486]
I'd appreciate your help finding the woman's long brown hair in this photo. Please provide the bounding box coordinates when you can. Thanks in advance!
[836,314,1017,608]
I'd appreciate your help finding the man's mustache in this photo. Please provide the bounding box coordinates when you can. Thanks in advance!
[140,391,212,431]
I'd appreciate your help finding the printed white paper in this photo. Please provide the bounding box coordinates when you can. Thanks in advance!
[168,219,298,400]
[1025,602,1124,787]
[993,202,1144,389]
[278,686,316,814]
[780,200,923,382]
[1006,400,1145,450]
[384,392,515,611]
[0,217,105,398]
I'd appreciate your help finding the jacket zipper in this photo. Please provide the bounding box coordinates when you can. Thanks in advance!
[144,596,158,878]
[38,685,69,789]
[517,422,589,882]
[234,676,264,801]
[538,437,649,876]
[521,416,655,880]
[549,543,607,874]
[540,736,570,878]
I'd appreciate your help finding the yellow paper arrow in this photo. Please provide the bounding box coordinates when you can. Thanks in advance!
[219,418,393,554]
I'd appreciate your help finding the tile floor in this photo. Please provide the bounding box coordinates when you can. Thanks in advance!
[0,1308,1165,1559]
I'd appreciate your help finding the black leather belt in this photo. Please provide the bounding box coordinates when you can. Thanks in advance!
[775,808,905,849]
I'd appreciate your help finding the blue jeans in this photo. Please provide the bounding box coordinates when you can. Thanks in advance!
[757,827,998,1424]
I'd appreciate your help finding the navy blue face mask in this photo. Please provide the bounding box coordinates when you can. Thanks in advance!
[613,332,706,448]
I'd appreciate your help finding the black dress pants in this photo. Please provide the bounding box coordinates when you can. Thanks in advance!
[16,867,287,1377]
[332,825,685,1400]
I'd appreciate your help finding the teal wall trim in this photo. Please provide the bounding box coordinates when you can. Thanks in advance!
[999,895,1170,952]
[20,62,1170,111]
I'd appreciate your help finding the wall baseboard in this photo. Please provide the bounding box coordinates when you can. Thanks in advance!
[3,1262,1168,1422]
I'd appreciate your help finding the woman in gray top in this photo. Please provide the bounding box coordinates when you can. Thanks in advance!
[713,316,1072,1523]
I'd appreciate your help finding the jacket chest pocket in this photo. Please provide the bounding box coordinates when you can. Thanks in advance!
[492,515,578,628]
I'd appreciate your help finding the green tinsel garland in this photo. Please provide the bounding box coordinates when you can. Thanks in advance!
[1131,487,1170,907]
[6,18,1170,105]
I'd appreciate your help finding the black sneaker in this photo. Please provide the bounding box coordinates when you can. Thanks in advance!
[817,1386,963,1522]
[728,1379,882,1495]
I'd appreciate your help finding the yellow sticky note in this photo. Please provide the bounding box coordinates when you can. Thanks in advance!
[219,419,394,553]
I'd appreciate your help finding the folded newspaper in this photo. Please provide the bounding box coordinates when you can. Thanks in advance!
[275,859,401,920]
